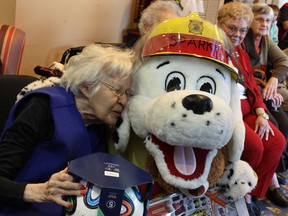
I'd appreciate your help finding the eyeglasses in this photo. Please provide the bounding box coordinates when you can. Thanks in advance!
[223,23,248,35]
[254,17,271,24]
[100,81,131,98]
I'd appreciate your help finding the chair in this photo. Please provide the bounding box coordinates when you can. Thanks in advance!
[0,24,26,75]
[0,75,38,134]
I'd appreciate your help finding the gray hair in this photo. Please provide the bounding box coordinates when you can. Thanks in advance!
[60,44,136,96]
[252,3,274,20]
[138,0,182,35]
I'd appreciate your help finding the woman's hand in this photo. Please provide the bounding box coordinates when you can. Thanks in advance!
[271,93,284,110]
[262,77,278,100]
[23,168,86,208]
[254,114,274,141]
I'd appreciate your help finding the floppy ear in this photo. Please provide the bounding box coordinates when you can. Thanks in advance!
[226,81,245,162]
[113,107,131,152]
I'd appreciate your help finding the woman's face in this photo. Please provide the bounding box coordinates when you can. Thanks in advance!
[87,74,131,126]
[220,17,248,46]
[250,13,272,37]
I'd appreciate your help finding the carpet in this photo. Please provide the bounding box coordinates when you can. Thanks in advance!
[254,172,288,216]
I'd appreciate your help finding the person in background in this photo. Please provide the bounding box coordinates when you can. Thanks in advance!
[138,0,182,36]
[277,2,288,50]
[0,44,136,215]
[133,0,182,56]
[268,4,279,44]
[218,2,287,215]
[243,2,288,149]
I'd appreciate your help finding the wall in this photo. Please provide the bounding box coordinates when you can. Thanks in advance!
[181,0,224,24]
[12,0,286,76]
[15,0,134,76]
[202,0,225,24]
[0,0,16,25]
[254,0,279,4]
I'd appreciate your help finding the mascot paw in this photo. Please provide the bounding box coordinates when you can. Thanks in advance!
[217,160,257,201]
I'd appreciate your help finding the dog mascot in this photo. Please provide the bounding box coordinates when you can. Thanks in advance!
[113,13,257,201]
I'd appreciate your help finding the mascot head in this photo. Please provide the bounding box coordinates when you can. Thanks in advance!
[115,13,256,200]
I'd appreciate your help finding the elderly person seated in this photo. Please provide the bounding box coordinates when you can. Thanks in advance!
[218,2,287,215]
[243,3,288,143]
[0,44,136,215]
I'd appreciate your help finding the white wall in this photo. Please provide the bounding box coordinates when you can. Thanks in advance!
[15,0,134,76]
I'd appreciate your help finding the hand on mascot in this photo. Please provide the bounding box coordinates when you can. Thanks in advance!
[23,168,86,208]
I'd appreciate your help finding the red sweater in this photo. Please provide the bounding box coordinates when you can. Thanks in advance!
[235,46,267,113]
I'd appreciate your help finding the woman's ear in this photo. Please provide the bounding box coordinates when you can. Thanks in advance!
[80,84,92,98]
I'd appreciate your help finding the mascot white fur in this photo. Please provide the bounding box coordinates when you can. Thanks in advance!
[114,13,257,201]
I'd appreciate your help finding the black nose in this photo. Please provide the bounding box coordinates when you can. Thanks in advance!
[182,94,213,114]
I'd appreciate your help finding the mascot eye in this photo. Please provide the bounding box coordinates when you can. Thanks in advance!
[165,72,186,92]
[196,76,216,94]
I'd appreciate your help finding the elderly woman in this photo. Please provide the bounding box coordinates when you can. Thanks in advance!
[133,0,182,56]
[243,3,288,141]
[138,0,182,35]
[0,44,136,215]
[218,2,286,215]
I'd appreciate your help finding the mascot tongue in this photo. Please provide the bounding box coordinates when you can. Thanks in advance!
[174,146,196,175]
[151,135,208,180]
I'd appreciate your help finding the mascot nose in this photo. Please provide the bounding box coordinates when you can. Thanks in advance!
[182,94,213,114]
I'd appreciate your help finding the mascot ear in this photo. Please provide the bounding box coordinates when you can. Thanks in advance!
[113,107,131,152]
[227,81,245,162]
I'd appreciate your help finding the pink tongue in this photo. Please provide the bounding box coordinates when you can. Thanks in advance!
[174,146,196,175]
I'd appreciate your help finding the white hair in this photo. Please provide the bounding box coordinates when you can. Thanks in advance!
[138,0,182,35]
[252,2,274,20]
[60,44,136,96]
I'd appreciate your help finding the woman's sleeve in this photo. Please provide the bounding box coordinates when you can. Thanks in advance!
[0,95,53,204]
[267,37,288,82]
[238,47,267,111]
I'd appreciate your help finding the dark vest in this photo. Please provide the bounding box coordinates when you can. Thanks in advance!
[0,86,106,215]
